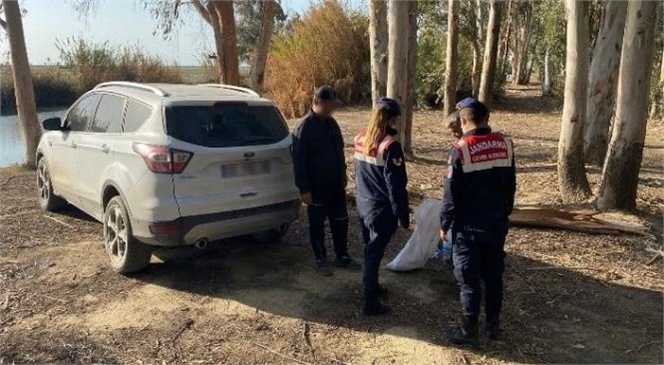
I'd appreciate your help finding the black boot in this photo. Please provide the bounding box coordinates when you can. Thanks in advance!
[485,317,500,341]
[442,316,479,346]
[361,292,391,316]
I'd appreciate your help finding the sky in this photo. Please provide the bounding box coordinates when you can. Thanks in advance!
[0,0,356,66]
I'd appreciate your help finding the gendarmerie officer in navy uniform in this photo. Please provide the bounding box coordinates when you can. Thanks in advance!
[440,98,516,345]
[353,98,409,316]
[292,85,361,276]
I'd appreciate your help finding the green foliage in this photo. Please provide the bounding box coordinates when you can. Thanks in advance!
[56,37,182,94]
[265,0,369,118]
[416,0,474,107]
[235,0,288,63]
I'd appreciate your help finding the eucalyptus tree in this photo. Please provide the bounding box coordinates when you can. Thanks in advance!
[1,1,41,169]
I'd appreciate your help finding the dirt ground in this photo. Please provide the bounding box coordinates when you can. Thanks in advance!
[1,85,662,364]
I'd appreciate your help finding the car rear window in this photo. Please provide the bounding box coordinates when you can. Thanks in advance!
[165,104,289,148]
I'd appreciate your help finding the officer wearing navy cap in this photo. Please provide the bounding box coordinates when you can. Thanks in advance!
[353,97,409,316]
[440,97,516,345]
[292,85,361,276]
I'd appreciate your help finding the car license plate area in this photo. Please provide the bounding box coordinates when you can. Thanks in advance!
[221,161,271,178]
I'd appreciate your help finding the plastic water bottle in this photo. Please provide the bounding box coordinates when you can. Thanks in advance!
[433,240,452,263]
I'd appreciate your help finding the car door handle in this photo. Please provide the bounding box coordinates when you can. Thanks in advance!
[99,144,110,154]
[240,192,258,198]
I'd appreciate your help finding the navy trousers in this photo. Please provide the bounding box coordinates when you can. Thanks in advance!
[452,234,506,322]
[358,207,397,300]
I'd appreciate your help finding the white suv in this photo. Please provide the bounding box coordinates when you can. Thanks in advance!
[37,82,300,273]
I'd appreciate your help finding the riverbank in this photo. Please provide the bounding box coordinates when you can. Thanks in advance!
[1,85,662,364]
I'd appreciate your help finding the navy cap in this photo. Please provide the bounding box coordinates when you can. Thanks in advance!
[456,97,489,121]
[377,97,401,116]
[314,85,340,104]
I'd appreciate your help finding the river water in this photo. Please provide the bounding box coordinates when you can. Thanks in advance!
[0,109,67,168]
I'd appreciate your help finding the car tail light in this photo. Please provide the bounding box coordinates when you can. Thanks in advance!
[149,222,180,236]
[132,144,193,174]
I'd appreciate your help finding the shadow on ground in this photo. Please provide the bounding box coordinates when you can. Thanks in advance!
[133,228,663,364]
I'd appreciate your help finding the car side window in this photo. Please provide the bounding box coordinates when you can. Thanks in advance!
[124,100,152,133]
[91,94,125,133]
[66,94,100,132]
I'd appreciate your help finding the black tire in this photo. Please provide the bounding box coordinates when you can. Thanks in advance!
[252,223,290,244]
[103,196,152,274]
[37,158,67,212]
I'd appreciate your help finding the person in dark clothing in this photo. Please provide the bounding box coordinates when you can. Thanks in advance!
[440,98,516,345]
[292,85,361,276]
[354,97,409,316]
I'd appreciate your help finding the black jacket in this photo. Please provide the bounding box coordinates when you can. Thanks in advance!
[292,110,347,195]
[441,127,516,239]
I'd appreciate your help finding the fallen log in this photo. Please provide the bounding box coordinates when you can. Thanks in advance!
[509,208,649,236]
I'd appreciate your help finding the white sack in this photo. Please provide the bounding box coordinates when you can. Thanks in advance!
[386,198,442,271]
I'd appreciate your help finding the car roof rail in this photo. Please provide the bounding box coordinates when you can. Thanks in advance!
[197,84,260,97]
[95,82,170,97]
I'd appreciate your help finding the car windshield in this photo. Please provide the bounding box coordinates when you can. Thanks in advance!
[165,103,289,148]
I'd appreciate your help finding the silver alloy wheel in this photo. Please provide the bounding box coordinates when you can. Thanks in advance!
[105,203,129,265]
[37,161,50,203]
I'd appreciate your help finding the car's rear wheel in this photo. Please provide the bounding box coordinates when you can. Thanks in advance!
[104,196,152,274]
[37,158,67,212]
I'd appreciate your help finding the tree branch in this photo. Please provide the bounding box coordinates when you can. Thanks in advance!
[0,17,6,31]
[191,0,212,26]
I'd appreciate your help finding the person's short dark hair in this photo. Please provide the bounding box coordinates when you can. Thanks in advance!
[457,98,489,125]
[313,85,341,105]
[447,111,461,128]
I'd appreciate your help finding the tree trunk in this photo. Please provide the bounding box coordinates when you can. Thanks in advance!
[557,0,592,203]
[212,1,240,85]
[404,1,418,156]
[597,0,657,211]
[512,1,534,86]
[650,13,664,119]
[443,0,460,118]
[206,1,224,82]
[541,48,552,96]
[471,38,482,97]
[250,0,276,94]
[497,0,513,84]
[3,0,41,169]
[387,0,410,142]
[583,0,628,166]
[369,0,388,108]
[478,0,502,106]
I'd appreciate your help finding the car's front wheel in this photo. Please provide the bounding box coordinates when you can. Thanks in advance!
[104,196,152,274]
[37,158,67,212]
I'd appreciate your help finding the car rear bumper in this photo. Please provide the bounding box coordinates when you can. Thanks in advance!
[133,199,301,246]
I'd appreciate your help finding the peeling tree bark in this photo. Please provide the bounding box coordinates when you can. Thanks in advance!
[369,0,388,108]
[387,0,410,142]
[541,48,552,96]
[2,0,41,169]
[250,0,276,94]
[583,0,628,166]
[597,0,658,211]
[557,0,592,203]
[478,0,502,106]
[443,0,460,118]
[404,1,418,156]
[212,0,240,86]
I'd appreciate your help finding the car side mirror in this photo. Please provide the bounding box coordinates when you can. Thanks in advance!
[43,117,63,131]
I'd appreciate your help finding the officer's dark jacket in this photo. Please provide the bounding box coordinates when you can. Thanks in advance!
[292,110,347,194]
[441,127,516,238]
[354,128,409,228]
